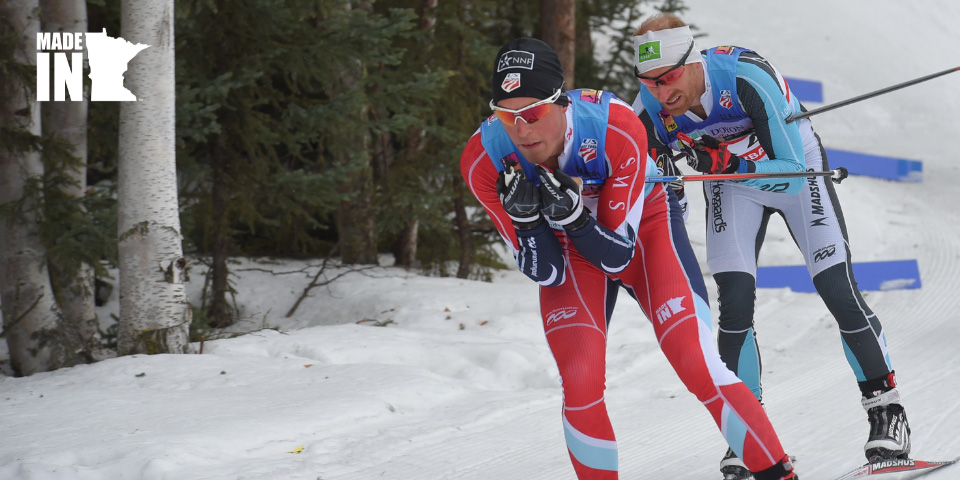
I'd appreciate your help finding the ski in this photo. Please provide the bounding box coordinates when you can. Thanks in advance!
[832,456,960,480]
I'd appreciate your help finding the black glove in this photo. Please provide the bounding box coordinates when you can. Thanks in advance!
[535,165,590,231]
[497,163,543,230]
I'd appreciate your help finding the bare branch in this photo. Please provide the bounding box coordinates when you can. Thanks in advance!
[286,247,378,317]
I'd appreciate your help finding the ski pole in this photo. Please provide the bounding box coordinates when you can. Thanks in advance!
[710,65,960,142]
[646,167,848,184]
[785,65,960,123]
[662,67,959,169]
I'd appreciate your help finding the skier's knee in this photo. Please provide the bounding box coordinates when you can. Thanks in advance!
[667,354,720,402]
[556,358,606,405]
[813,263,875,330]
[715,271,757,331]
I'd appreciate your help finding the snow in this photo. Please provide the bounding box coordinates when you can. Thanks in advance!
[3,1,960,479]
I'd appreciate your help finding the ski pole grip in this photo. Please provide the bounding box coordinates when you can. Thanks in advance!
[832,167,849,184]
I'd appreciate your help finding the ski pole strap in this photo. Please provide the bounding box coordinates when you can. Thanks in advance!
[646,167,849,184]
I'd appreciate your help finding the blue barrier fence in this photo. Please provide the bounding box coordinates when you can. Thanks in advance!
[784,77,923,182]
[825,148,923,182]
[784,77,824,103]
[756,259,921,292]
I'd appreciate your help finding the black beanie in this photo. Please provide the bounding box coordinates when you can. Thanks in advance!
[491,38,569,107]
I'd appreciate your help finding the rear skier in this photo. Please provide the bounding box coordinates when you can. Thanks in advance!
[628,12,911,480]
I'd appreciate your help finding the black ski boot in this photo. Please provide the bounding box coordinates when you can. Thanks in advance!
[864,402,911,461]
[752,455,798,480]
[720,447,751,480]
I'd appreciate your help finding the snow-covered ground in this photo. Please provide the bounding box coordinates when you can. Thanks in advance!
[2,1,959,479]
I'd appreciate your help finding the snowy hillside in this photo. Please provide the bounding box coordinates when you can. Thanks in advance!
[2,1,959,479]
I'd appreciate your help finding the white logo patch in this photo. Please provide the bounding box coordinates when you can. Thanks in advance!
[655,296,686,324]
[36,29,149,102]
[546,307,578,325]
[497,50,535,72]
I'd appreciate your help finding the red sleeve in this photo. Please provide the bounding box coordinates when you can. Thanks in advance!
[594,101,652,238]
[460,131,521,252]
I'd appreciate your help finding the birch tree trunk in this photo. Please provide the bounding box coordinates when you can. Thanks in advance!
[39,0,104,359]
[117,0,191,355]
[0,0,86,375]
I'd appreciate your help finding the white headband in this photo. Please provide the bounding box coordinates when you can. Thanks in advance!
[633,25,701,75]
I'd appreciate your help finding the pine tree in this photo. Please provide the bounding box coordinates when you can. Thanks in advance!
[175,0,448,325]
[576,0,648,99]
[367,0,537,279]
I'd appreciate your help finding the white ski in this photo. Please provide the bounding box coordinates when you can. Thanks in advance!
[832,456,959,480]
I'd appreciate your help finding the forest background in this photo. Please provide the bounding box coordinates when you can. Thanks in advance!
[0,0,687,376]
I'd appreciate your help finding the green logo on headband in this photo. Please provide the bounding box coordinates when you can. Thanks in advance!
[637,41,661,63]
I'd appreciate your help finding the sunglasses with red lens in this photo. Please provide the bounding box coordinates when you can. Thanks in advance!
[636,42,694,88]
[489,88,563,126]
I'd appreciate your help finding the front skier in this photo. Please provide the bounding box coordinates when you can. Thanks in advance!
[461,37,798,480]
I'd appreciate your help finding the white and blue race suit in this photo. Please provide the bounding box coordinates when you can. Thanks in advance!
[632,46,896,402]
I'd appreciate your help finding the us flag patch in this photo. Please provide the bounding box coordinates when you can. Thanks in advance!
[579,139,598,162]
[501,73,521,92]
[719,90,733,109]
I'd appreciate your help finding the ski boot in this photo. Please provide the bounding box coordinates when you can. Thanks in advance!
[720,447,751,480]
[752,455,798,480]
[864,395,911,460]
